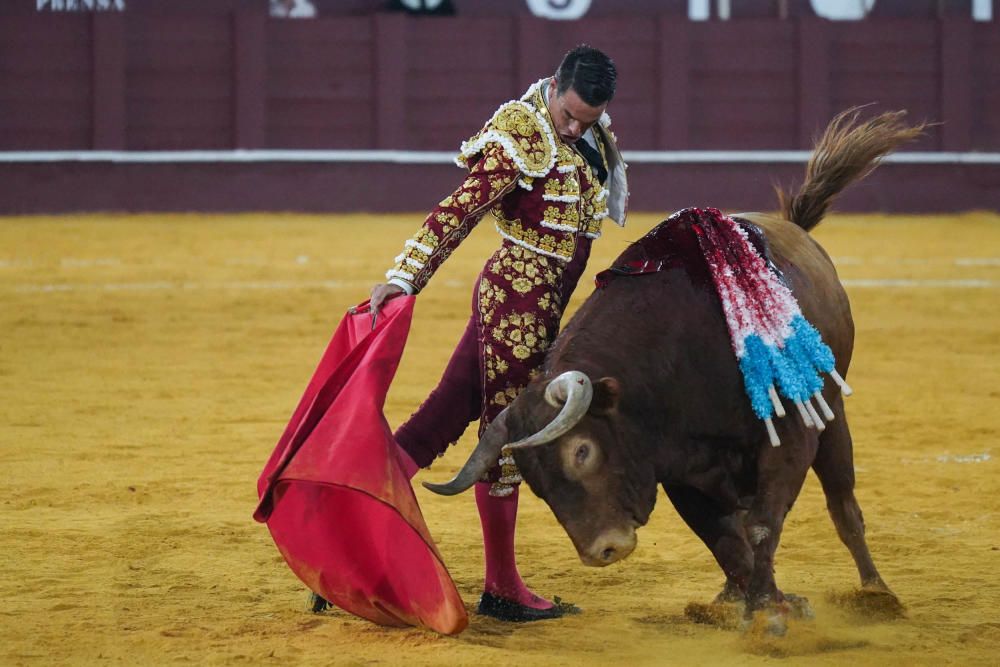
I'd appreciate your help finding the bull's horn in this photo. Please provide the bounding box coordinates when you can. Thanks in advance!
[504,371,593,451]
[422,408,511,496]
[422,372,594,496]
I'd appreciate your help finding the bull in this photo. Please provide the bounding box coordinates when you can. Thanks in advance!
[424,109,923,618]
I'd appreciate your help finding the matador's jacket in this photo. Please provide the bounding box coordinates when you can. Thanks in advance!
[388,78,628,496]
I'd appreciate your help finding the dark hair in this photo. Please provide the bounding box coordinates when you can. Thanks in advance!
[555,45,617,106]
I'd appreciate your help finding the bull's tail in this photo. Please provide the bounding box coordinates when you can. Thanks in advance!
[777,108,925,232]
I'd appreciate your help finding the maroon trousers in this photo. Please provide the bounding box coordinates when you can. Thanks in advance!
[395,236,593,487]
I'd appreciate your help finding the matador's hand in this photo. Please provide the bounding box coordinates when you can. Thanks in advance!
[367,283,405,323]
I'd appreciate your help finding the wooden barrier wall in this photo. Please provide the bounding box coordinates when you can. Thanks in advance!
[1,7,998,214]
[1,11,998,152]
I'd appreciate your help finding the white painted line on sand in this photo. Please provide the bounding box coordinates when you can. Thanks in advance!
[7,277,997,293]
[842,279,997,288]
[11,280,356,293]
[6,256,997,272]
[832,256,1000,267]
[955,258,1000,266]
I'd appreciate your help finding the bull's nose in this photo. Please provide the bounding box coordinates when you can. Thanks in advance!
[581,528,637,567]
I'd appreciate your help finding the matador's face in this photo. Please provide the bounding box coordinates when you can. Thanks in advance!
[546,78,607,145]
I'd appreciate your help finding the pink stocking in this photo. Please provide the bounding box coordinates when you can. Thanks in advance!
[475,481,553,609]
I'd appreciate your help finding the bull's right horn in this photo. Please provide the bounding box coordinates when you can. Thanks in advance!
[504,371,593,451]
[422,408,511,496]
[422,371,593,497]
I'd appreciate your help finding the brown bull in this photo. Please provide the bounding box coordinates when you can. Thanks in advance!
[425,110,923,616]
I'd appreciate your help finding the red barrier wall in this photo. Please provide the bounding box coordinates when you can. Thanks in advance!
[1,7,998,213]
[3,11,998,152]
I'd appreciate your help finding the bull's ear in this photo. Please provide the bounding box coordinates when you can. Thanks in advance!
[590,377,621,415]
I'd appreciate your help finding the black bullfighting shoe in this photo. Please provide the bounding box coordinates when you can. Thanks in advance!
[476,592,581,622]
[306,591,332,613]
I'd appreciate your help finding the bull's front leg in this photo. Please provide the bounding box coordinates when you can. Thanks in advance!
[663,484,752,602]
[743,428,818,614]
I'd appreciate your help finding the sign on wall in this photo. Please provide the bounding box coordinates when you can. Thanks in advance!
[525,0,592,20]
[687,0,992,22]
[37,0,125,9]
[809,0,990,20]
[523,0,993,22]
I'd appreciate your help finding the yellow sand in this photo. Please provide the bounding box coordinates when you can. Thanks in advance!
[1,211,998,666]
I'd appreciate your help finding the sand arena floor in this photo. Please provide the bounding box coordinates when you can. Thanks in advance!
[1,211,998,666]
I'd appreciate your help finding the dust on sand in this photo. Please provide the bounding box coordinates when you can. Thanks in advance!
[2,212,998,666]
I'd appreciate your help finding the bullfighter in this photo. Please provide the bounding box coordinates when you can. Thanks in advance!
[363,44,627,622]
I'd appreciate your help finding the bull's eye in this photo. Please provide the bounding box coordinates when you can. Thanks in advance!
[561,437,600,480]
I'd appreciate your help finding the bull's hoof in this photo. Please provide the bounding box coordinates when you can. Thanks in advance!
[476,592,579,622]
[741,594,813,636]
[744,605,792,637]
[828,586,906,620]
[307,592,331,614]
[760,609,789,637]
[782,593,815,620]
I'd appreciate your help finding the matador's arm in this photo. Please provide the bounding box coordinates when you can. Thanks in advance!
[385,144,521,294]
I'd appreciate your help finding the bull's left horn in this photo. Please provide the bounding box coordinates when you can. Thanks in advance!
[504,371,593,451]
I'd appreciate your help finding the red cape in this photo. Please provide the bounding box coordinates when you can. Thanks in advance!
[254,296,468,635]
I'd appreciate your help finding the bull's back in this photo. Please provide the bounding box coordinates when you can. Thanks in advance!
[739,213,855,372]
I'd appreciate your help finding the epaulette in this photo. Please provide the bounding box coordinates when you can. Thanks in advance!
[456,100,557,178]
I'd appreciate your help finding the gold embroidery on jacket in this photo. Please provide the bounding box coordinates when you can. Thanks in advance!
[495,215,576,258]
[459,101,556,177]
